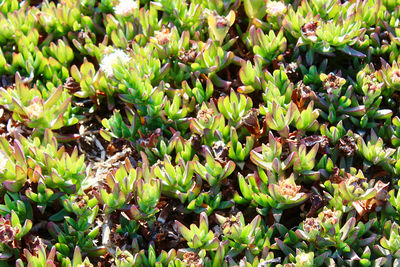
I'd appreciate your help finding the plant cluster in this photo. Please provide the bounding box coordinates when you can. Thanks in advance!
[1,0,400,265]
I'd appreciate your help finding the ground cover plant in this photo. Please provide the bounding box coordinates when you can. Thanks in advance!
[1,0,400,266]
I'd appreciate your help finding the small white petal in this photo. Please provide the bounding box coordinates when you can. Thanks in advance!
[100,49,131,78]
[114,0,138,16]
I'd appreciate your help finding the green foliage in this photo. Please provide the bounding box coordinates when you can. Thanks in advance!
[1,0,400,265]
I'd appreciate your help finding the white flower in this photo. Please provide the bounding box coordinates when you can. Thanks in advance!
[114,0,138,16]
[266,1,286,16]
[295,250,314,267]
[25,98,43,120]
[100,49,131,77]
[0,151,8,174]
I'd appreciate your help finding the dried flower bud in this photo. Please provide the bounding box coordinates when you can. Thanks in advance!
[242,108,261,135]
[189,134,202,152]
[208,10,235,44]
[154,27,172,45]
[303,217,321,233]
[301,217,320,241]
[318,207,340,230]
[321,73,346,93]
[0,216,18,245]
[266,1,287,16]
[285,62,300,83]
[221,214,240,235]
[278,179,301,198]
[300,135,329,154]
[183,251,203,267]
[374,180,389,202]
[392,68,400,84]
[292,81,311,110]
[307,193,324,217]
[295,250,314,267]
[301,21,319,41]
[212,140,229,163]
[338,135,357,157]
[114,0,138,16]
[178,47,198,64]
[197,108,214,124]
[63,77,81,93]
[329,167,345,184]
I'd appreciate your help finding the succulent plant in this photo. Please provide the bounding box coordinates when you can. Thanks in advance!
[16,241,57,267]
[378,220,400,258]
[247,26,287,66]
[186,191,233,215]
[216,212,270,257]
[208,10,236,45]
[250,132,294,176]
[175,212,220,251]
[127,177,161,226]
[227,127,255,166]
[0,76,74,131]
[154,155,200,203]
[115,244,176,267]
[218,89,253,127]
[48,204,105,258]
[2,0,400,265]
[0,212,32,261]
[94,159,138,213]
[60,246,93,267]
[357,129,395,168]
[193,145,235,189]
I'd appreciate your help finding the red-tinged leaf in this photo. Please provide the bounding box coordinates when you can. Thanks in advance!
[238,85,255,94]
[32,168,43,183]
[128,205,141,219]
[374,109,392,120]
[13,140,25,164]
[224,161,236,177]
[192,234,202,248]
[343,106,366,117]
[274,238,294,256]
[93,190,104,205]
[86,247,107,257]
[339,46,366,58]
[11,97,26,115]
[15,164,27,180]
[205,237,220,251]
[211,74,231,89]
[50,113,64,130]
[238,174,252,200]
[47,222,61,238]
[46,260,57,267]
[250,150,272,170]
[72,246,83,265]
[3,180,22,192]
[44,86,63,110]
[0,252,13,260]
[175,220,193,241]
[340,217,356,241]
[199,212,209,233]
